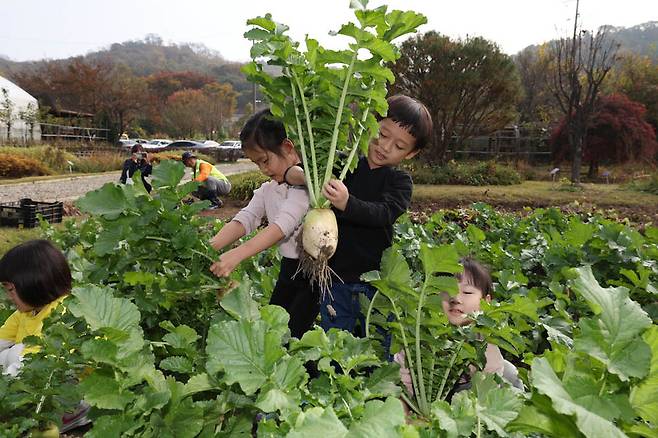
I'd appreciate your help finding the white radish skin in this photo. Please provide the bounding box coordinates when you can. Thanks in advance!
[298,208,339,299]
[302,208,338,260]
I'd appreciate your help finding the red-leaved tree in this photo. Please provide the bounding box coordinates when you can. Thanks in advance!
[551,93,658,178]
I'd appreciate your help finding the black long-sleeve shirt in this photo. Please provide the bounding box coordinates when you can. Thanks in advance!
[329,157,413,283]
[120,158,153,192]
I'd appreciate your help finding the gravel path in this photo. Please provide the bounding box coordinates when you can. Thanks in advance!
[0,160,257,203]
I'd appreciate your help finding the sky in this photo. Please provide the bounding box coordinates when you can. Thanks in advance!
[0,0,656,63]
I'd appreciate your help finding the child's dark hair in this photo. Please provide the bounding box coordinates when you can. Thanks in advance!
[240,109,288,156]
[380,94,433,150]
[131,144,144,154]
[0,240,71,308]
[457,257,493,298]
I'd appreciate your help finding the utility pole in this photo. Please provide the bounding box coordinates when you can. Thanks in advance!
[567,0,582,184]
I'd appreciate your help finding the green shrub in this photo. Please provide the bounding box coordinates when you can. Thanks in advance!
[406,160,522,185]
[227,171,269,201]
[627,173,658,195]
[0,153,50,178]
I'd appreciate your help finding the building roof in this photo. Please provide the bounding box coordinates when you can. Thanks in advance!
[0,75,38,110]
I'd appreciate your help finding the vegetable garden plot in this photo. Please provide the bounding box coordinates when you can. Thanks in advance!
[0,160,656,437]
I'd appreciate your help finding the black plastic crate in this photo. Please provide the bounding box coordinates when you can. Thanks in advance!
[0,198,64,228]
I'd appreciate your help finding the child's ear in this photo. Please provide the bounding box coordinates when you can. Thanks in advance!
[282,138,295,153]
[404,148,420,160]
[485,294,492,303]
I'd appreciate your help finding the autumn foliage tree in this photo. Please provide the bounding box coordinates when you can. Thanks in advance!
[551,93,658,177]
[13,59,239,140]
[605,53,658,131]
[100,64,148,139]
[201,82,237,138]
[390,31,521,163]
[12,59,147,139]
[163,89,208,138]
[547,0,619,184]
[146,71,215,104]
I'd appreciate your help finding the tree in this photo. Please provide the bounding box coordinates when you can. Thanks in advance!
[146,71,215,103]
[163,89,208,138]
[390,31,521,163]
[551,93,657,177]
[0,87,15,140]
[18,101,38,142]
[99,64,148,140]
[201,82,237,139]
[605,52,658,132]
[548,0,619,184]
[146,71,216,134]
[515,45,560,124]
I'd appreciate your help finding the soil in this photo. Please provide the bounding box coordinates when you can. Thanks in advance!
[195,197,657,228]
[410,199,658,228]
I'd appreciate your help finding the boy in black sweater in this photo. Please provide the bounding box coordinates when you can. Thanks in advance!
[287,95,433,335]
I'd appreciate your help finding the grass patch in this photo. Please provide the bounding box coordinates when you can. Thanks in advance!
[626,173,658,195]
[0,227,43,256]
[404,160,522,185]
[412,181,658,208]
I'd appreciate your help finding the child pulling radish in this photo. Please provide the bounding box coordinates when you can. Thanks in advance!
[287,94,433,335]
[209,109,319,339]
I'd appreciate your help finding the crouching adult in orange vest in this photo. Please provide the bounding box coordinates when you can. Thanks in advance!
[182,151,232,209]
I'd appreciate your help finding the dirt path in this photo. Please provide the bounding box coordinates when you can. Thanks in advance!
[0,161,257,204]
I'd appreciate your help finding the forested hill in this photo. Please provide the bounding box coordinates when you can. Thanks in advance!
[517,21,658,62]
[0,36,254,108]
[0,21,654,104]
[603,21,658,61]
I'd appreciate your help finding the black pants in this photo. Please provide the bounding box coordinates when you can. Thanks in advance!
[270,257,320,339]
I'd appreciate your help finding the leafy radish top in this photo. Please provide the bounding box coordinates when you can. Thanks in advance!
[242,0,426,208]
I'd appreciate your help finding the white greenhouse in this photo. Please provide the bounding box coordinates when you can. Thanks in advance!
[0,75,41,143]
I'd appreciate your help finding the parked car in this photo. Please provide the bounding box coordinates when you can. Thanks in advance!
[117,138,150,152]
[219,140,241,150]
[201,140,220,149]
[144,139,172,149]
[166,140,205,150]
[166,140,242,161]
[218,140,243,161]
[117,139,137,151]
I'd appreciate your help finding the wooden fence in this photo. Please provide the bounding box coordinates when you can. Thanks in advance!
[449,126,552,162]
[40,123,110,142]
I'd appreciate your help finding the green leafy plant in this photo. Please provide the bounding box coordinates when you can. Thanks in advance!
[509,267,658,438]
[362,242,540,435]
[242,0,426,292]
[4,157,657,436]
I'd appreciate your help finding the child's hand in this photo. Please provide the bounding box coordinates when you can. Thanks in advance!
[209,250,242,277]
[322,179,349,211]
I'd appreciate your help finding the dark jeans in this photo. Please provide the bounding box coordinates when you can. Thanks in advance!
[320,281,392,359]
[320,282,375,335]
[270,257,320,339]
[194,177,231,204]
